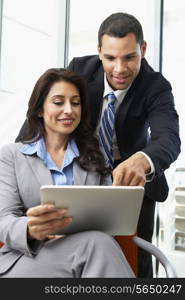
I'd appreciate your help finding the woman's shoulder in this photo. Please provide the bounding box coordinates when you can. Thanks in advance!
[0,142,23,158]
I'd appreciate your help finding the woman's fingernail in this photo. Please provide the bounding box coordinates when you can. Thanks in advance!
[64,217,72,225]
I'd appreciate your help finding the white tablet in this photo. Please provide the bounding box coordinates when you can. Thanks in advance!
[40,185,144,236]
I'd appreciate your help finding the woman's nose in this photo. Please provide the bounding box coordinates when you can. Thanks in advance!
[63,103,72,114]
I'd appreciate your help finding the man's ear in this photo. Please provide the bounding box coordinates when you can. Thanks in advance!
[141,41,147,58]
[97,45,102,60]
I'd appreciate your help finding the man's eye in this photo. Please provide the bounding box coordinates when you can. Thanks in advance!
[126,55,136,60]
[106,57,114,61]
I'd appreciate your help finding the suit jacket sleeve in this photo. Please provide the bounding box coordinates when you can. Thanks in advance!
[141,87,180,175]
[0,145,41,256]
[116,60,181,177]
[140,85,179,201]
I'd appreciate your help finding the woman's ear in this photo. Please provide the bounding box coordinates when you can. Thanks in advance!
[38,112,43,118]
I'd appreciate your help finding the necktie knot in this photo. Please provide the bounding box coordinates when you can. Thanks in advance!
[106,92,116,105]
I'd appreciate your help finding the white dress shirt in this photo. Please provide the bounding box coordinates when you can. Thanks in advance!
[96,73,155,178]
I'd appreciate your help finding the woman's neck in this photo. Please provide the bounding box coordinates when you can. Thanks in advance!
[44,134,70,168]
[44,133,69,152]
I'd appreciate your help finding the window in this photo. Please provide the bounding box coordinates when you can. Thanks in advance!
[0,0,66,145]
[162,0,185,167]
[68,0,161,70]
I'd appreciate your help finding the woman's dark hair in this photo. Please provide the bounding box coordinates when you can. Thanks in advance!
[20,68,110,175]
[98,12,144,47]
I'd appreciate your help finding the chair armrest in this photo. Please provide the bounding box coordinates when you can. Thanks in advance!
[132,236,177,278]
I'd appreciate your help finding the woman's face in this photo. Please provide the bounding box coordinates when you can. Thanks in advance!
[40,80,81,138]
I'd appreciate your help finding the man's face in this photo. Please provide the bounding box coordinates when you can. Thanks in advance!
[98,33,146,90]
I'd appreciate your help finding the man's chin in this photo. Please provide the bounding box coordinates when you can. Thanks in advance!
[111,82,130,91]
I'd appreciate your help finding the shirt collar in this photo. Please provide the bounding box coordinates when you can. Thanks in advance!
[103,73,131,104]
[62,139,79,169]
[20,137,46,161]
[20,137,80,171]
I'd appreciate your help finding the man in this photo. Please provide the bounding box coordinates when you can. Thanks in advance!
[67,13,181,277]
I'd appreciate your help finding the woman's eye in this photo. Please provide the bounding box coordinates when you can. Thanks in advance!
[72,102,80,106]
[54,101,63,105]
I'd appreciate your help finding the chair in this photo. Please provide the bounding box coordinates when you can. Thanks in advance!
[132,236,177,278]
[114,235,177,278]
[115,235,138,275]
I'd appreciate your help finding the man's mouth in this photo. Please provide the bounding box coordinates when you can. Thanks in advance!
[112,75,129,84]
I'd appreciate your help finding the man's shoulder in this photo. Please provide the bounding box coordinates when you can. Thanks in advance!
[70,54,99,63]
[68,55,102,76]
[69,54,99,65]
[139,58,172,91]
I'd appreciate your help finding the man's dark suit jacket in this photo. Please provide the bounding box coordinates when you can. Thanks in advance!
[68,55,181,203]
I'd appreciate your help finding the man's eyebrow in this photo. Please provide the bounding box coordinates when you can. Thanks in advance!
[103,53,115,57]
[125,52,137,56]
[103,52,137,58]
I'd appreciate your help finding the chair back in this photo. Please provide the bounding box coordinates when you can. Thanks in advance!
[114,234,138,276]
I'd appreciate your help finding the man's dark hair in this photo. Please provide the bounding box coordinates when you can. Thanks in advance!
[98,12,144,47]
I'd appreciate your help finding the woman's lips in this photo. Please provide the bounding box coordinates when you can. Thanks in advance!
[58,119,74,124]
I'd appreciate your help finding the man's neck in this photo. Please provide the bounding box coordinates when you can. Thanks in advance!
[103,73,131,100]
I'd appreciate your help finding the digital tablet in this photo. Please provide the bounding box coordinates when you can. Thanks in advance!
[40,185,144,236]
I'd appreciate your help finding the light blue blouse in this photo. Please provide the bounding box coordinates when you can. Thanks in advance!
[20,138,79,185]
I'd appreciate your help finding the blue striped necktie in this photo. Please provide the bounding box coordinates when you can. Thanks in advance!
[99,92,116,168]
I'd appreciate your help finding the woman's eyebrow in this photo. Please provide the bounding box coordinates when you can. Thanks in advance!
[51,94,80,99]
[72,95,80,99]
[51,94,64,99]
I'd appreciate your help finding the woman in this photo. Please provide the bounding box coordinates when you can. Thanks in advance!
[0,68,134,277]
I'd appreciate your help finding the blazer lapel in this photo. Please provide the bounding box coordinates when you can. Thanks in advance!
[25,155,99,186]
[73,161,88,185]
[116,58,145,126]
[116,87,136,126]
[26,155,53,186]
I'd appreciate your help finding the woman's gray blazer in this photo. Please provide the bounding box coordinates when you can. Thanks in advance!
[0,143,111,274]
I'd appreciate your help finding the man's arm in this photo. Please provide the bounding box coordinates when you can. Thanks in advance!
[113,88,180,186]
[112,152,150,186]
[141,90,181,176]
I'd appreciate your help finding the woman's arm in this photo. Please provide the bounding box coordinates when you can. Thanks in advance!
[0,144,30,254]
[0,144,72,254]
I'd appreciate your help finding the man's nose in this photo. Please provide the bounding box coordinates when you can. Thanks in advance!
[114,60,127,73]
